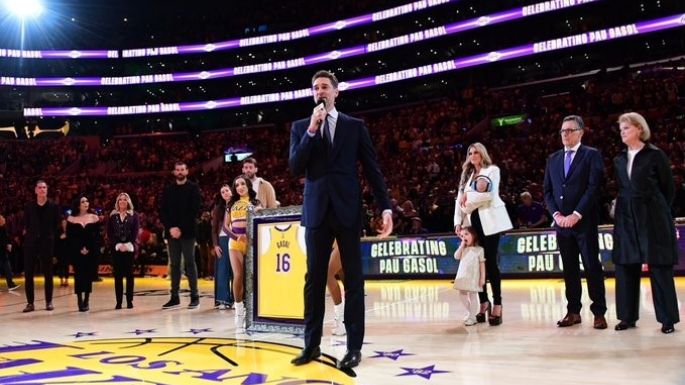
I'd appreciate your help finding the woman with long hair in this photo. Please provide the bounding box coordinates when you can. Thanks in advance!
[453,143,512,325]
[211,183,235,310]
[225,175,261,333]
[66,194,101,312]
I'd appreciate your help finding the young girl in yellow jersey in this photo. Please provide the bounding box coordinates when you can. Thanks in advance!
[225,175,261,333]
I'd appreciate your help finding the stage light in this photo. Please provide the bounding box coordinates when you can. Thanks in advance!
[3,0,44,19]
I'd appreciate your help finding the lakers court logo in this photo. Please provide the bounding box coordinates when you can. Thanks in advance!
[0,338,353,384]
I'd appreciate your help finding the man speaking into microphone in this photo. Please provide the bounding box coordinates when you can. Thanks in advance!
[289,70,393,369]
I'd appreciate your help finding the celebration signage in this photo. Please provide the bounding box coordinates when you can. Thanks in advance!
[24,13,685,117]
[0,0,457,60]
[245,207,685,283]
[4,0,598,86]
[361,225,685,278]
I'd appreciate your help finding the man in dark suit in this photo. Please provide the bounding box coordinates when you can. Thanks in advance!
[22,180,61,313]
[289,70,393,369]
[544,115,607,329]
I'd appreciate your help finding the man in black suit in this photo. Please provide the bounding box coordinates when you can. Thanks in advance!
[22,180,61,312]
[544,115,607,329]
[289,70,393,369]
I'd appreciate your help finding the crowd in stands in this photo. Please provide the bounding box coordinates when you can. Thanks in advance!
[1,62,684,273]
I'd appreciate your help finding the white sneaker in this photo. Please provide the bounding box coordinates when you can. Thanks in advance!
[217,304,227,310]
[332,316,346,336]
[464,317,478,326]
[234,304,246,333]
[332,301,346,336]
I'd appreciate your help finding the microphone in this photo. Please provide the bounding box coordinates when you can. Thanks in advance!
[315,99,326,128]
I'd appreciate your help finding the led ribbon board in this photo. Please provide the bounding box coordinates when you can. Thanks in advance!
[0,0,456,59]
[2,0,600,86]
[23,14,685,117]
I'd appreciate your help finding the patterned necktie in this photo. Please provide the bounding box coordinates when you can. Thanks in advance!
[564,150,574,177]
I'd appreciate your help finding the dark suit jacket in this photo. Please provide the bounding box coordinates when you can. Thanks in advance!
[543,144,604,234]
[289,112,391,228]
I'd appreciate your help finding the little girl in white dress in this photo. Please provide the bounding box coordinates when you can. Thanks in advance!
[453,226,486,326]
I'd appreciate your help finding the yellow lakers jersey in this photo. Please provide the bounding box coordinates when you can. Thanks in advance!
[257,223,306,319]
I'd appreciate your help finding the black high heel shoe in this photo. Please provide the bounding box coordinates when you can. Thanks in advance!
[661,323,674,334]
[614,321,636,331]
[475,302,491,323]
[488,305,502,326]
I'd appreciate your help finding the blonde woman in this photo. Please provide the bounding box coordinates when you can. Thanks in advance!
[107,193,140,309]
[612,112,679,334]
[453,143,512,325]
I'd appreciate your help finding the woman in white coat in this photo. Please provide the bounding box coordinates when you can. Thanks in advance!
[454,142,513,325]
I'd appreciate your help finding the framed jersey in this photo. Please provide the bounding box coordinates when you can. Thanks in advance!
[245,205,306,334]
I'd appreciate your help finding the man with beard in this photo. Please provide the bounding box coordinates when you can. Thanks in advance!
[160,162,202,310]
[242,157,277,209]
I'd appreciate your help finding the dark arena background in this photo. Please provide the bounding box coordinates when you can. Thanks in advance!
[0,1,684,384]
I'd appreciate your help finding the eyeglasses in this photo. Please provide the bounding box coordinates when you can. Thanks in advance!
[559,128,582,135]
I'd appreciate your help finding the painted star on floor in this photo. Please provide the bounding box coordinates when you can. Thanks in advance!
[129,329,157,335]
[397,365,450,380]
[71,332,97,338]
[370,349,414,360]
[185,328,212,335]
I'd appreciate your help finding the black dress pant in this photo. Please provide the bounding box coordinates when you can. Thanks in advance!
[24,239,54,304]
[615,263,679,325]
[112,251,135,304]
[304,205,364,351]
[557,228,606,315]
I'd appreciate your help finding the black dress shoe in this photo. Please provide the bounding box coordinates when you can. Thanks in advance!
[337,350,361,369]
[291,347,321,366]
[614,321,636,331]
[22,303,34,313]
[661,324,675,334]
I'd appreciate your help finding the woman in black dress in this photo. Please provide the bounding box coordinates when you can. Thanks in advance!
[66,195,101,312]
